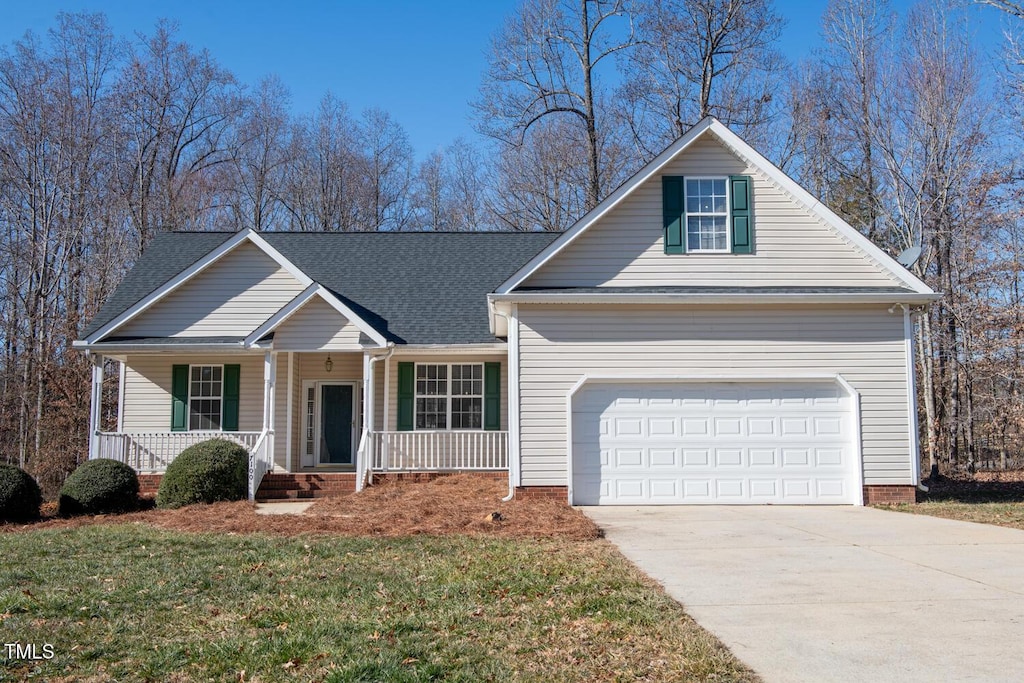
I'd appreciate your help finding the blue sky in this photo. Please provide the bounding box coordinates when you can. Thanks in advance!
[0,1,1010,160]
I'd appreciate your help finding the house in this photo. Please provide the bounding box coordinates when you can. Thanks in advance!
[74,117,938,505]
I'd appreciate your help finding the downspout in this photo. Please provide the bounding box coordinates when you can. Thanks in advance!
[493,309,517,502]
[363,343,395,488]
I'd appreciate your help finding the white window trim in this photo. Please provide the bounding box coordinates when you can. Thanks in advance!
[187,364,224,432]
[684,175,732,254]
[414,362,485,431]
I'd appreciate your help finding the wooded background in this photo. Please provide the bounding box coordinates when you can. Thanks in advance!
[1,0,1021,491]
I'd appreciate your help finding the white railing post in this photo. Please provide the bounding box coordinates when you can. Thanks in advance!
[88,355,103,461]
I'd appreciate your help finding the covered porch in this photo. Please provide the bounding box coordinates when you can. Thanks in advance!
[86,345,509,500]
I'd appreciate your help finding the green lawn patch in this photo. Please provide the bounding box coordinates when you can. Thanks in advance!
[0,525,754,682]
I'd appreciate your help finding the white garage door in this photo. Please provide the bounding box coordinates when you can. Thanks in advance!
[571,382,858,505]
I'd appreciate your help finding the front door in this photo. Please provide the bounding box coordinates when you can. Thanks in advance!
[319,383,354,465]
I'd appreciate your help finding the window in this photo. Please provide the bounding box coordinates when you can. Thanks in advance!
[662,174,752,255]
[189,365,223,430]
[685,178,729,252]
[415,363,483,430]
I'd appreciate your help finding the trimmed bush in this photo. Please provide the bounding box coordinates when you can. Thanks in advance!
[0,463,42,522]
[157,438,248,509]
[59,459,140,516]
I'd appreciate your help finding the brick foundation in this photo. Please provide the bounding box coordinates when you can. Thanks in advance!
[137,474,162,496]
[514,485,569,501]
[863,485,917,505]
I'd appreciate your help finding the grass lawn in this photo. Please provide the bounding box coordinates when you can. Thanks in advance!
[885,471,1024,532]
[0,524,755,682]
[889,501,1024,531]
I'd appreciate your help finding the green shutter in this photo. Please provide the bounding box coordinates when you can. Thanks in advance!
[397,362,414,431]
[171,365,188,431]
[484,362,501,431]
[222,364,240,431]
[662,176,685,254]
[730,175,752,254]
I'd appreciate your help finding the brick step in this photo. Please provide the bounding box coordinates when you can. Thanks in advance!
[256,473,356,500]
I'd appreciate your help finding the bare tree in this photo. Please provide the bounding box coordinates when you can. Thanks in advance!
[113,21,243,248]
[623,0,785,157]
[411,139,492,231]
[476,0,634,210]
[230,75,294,231]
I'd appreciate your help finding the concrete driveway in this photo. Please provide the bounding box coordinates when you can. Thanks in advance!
[581,505,1024,683]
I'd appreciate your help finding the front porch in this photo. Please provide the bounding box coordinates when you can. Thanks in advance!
[87,348,510,500]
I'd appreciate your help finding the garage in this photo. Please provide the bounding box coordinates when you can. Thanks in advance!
[571,381,860,505]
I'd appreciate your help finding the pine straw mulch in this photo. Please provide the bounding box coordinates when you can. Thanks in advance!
[2,474,601,540]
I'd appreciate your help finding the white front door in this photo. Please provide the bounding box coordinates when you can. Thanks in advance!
[572,381,858,505]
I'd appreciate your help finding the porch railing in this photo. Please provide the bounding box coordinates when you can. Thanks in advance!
[247,430,273,502]
[94,431,262,472]
[368,430,508,471]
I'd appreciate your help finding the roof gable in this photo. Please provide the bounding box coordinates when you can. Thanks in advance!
[497,118,934,296]
[80,231,560,348]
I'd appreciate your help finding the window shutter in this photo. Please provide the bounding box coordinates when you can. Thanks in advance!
[662,176,685,254]
[397,362,414,431]
[222,364,240,431]
[484,362,501,431]
[730,175,753,254]
[171,365,188,432]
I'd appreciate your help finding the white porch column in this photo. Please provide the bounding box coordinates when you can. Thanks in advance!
[285,352,294,472]
[382,355,391,470]
[89,354,103,460]
[357,352,374,491]
[263,351,276,465]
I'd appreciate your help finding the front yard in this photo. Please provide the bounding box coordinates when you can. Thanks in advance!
[0,477,756,682]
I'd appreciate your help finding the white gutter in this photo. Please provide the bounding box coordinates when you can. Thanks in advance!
[895,304,925,489]
[71,340,257,354]
[490,292,941,306]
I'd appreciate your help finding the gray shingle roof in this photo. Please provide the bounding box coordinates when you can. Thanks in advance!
[83,231,560,345]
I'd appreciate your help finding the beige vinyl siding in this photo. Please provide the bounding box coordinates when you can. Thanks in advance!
[117,241,306,338]
[382,354,508,432]
[273,352,363,469]
[272,297,364,351]
[517,304,912,487]
[522,135,902,288]
[121,354,266,433]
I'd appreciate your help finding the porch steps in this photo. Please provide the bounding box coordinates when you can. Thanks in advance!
[255,473,357,501]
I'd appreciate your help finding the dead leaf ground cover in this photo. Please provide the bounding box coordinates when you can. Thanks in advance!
[884,470,1024,532]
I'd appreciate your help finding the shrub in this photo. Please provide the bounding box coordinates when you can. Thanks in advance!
[59,459,140,516]
[157,438,248,509]
[0,463,42,522]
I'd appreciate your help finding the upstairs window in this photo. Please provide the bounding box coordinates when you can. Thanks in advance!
[663,175,752,255]
[686,178,729,252]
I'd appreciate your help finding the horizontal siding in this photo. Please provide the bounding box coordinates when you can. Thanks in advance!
[274,352,363,469]
[523,136,901,288]
[122,354,266,433]
[517,304,911,487]
[273,297,364,351]
[118,241,306,338]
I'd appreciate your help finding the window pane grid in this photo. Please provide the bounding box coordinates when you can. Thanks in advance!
[685,178,729,252]
[414,363,485,431]
[188,365,222,430]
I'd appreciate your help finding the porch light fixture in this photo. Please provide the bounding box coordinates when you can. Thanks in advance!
[324,355,333,372]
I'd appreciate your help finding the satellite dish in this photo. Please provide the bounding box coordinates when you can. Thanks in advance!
[896,245,922,268]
